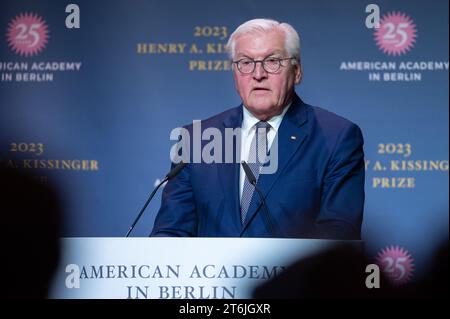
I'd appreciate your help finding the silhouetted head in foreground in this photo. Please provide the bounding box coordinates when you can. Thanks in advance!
[253,243,449,298]
[0,167,61,299]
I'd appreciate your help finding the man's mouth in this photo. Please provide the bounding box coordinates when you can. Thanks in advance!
[252,87,270,92]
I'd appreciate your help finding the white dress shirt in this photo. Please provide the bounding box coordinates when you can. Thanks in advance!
[239,103,291,201]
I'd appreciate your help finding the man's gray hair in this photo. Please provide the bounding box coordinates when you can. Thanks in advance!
[226,18,301,65]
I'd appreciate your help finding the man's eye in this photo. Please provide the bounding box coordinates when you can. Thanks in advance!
[241,60,253,66]
[265,58,278,63]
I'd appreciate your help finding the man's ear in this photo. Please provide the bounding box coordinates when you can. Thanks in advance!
[294,63,302,85]
[232,66,240,92]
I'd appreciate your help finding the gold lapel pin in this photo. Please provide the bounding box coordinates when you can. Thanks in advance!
[290,135,297,140]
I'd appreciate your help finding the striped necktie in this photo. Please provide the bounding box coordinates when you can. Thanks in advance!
[240,121,271,224]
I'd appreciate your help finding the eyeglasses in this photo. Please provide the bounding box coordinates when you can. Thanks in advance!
[233,57,296,74]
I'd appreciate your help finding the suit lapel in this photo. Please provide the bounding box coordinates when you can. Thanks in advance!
[241,96,309,236]
[217,106,243,235]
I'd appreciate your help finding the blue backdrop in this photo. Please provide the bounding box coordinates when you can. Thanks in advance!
[0,0,448,282]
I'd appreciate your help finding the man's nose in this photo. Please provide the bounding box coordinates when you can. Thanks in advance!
[253,61,268,80]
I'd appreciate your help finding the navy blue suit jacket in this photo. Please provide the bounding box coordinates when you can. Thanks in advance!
[151,95,364,239]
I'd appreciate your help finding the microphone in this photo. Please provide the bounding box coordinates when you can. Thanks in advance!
[241,161,276,237]
[125,161,187,237]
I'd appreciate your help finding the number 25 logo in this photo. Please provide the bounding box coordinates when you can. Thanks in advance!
[7,13,49,56]
[375,12,417,56]
[383,22,409,47]
[381,256,408,280]
[15,23,41,48]
[376,246,415,285]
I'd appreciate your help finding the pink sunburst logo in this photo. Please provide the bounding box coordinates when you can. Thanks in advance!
[374,12,417,56]
[376,245,415,286]
[6,12,49,57]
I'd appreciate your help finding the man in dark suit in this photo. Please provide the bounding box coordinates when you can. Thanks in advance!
[151,18,364,239]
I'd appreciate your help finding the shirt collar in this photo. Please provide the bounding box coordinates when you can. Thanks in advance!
[242,102,292,134]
